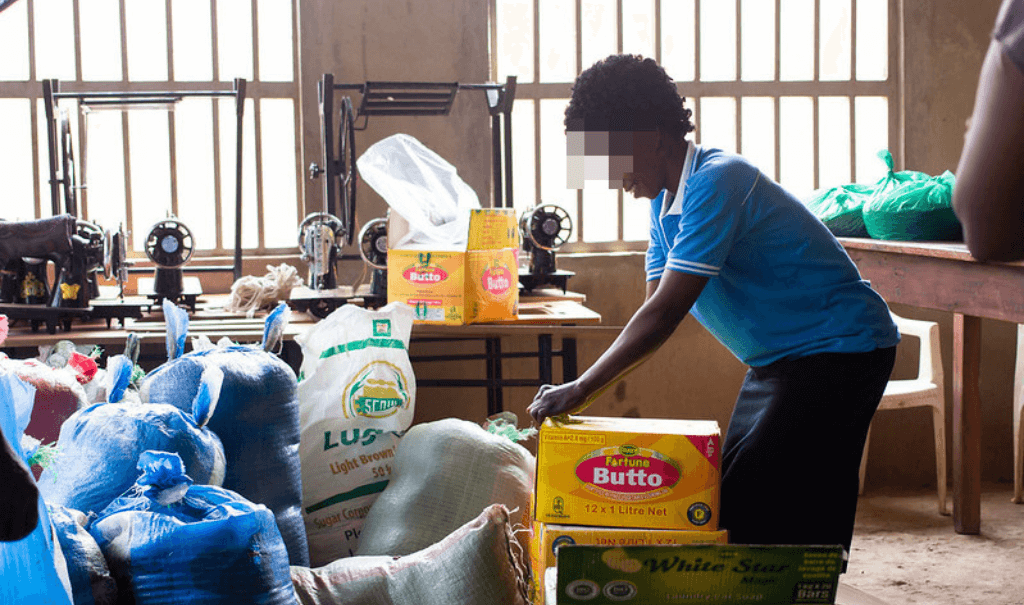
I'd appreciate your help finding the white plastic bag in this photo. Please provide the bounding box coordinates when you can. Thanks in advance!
[356,133,480,250]
[295,303,416,566]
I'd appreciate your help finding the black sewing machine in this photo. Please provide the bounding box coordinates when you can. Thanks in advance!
[0,215,144,333]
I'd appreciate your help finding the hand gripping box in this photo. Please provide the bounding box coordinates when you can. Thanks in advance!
[535,416,721,531]
[388,207,519,325]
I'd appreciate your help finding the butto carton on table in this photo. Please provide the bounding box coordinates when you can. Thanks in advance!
[387,207,519,325]
[535,416,721,531]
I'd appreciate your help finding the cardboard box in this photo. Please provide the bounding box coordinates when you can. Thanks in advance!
[555,544,844,604]
[535,416,721,531]
[388,207,519,325]
[529,521,728,604]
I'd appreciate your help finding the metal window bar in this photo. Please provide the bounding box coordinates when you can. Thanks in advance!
[0,0,303,260]
[492,0,901,252]
[42,79,248,281]
[321,76,518,210]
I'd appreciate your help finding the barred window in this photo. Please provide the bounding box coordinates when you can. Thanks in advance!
[492,0,899,251]
[0,0,302,257]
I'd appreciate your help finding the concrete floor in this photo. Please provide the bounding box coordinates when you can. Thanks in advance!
[844,482,1024,605]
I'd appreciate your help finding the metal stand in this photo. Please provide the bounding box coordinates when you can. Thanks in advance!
[42,78,248,282]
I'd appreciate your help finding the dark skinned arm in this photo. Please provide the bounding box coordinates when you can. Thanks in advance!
[528,270,709,424]
[0,429,39,542]
[952,40,1024,262]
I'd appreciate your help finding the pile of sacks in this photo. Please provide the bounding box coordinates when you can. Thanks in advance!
[1,302,538,605]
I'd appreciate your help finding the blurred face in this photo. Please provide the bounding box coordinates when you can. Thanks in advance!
[566,130,667,199]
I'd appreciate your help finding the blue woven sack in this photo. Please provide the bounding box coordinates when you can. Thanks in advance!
[48,505,117,605]
[0,369,73,605]
[90,451,299,605]
[39,356,225,517]
[139,304,308,566]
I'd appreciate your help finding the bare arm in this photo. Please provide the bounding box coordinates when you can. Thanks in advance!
[953,39,1024,262]
[528,270,708,423]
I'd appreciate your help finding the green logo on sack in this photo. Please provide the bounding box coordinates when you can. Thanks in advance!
[373,319,391,337]
[344,361,410,419]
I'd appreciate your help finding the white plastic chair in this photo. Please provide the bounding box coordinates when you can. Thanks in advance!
[1012,325,1024,504]
[859,312,948,515]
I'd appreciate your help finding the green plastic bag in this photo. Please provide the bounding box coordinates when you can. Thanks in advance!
[862,150,962,241]
[803,182,875,237]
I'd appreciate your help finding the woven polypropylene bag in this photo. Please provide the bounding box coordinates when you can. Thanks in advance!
[48,505,117,605]
[89,451,300,605]
[0,369,73,605]
[290,504,529,605]
[295,302,416,566]
[140,345,308,567]
[354,418,534,558]
[38,399,225,518]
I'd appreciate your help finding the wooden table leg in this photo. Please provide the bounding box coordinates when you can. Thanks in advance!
[952,313,982,534]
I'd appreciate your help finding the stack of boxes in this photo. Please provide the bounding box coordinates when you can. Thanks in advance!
[387,207,520,325]
[530,416,726,603]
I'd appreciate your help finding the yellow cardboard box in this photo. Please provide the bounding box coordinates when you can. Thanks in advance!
[388,208,519,325]
[528,521,729,605]
[535,416,721,531]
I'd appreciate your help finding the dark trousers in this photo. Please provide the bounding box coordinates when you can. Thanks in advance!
[718,346,897,555]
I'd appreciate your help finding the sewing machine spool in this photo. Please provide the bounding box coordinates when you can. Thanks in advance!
[518,203,575,293]
[358,216,388,308]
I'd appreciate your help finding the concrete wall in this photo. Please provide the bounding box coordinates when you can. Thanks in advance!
[291,0,1017,486]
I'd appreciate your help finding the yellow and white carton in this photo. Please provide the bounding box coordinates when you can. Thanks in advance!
[535,416,721,531]
[388,207,519,325]
[528,521,729,605]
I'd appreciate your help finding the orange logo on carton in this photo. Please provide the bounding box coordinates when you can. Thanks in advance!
[574,445,681,501]
[480,265,512,298]
[402,265,449,284]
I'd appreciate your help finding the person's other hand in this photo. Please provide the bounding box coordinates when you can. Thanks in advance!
[528,381,587,425]
[1,434,40,542]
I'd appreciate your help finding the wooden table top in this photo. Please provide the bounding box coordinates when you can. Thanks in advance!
[1,292,606,349]
[839,237,1024,266]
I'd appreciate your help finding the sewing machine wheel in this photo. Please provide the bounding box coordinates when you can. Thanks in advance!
[337,96,357,247]
[298,212,344,250]
[522,203,573,251]
[60,110,78,215]
[104,225,129,286]
[358,217,388,270]
[308,297,339,319]
[145,218,194,268]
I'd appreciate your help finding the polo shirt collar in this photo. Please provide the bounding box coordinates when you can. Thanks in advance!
[661,139,695,218]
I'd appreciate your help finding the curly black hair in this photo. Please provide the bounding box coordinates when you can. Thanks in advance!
[565,54,695,137]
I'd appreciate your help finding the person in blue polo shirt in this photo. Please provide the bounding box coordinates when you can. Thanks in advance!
[528,54,900,556]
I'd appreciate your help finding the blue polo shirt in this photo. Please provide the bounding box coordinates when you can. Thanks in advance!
[646,143,899,367]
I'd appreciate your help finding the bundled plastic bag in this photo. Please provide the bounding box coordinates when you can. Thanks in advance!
[295,302,416,566]
[48,505,117,605]
[39,355,226,517]
[0,369,74,605]
[290,504,529,605]
[90,451,300,605]
[139,304,309,566]
[355,417,534,558]
[356,133,480,250]
[863,150,962,241]
[802,182,874,238]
